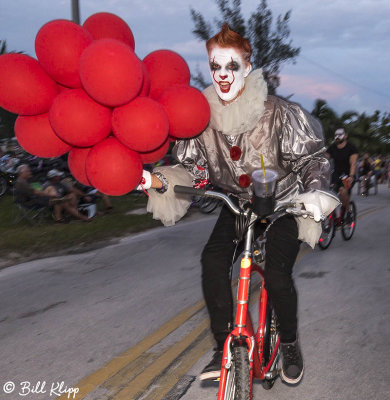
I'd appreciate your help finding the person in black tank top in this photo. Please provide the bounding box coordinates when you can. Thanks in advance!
[326,128,358,210]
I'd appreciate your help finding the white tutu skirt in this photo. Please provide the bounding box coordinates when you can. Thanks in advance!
[147,164,193,226]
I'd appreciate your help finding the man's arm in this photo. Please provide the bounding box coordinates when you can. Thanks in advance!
[349,153,358,180]
[33,188,58,198]
[150,173,163,189]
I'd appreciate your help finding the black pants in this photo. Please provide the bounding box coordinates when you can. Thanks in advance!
[201,204,301,348]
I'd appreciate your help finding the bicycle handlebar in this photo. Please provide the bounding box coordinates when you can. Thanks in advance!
[174,185,242,215]
[174,185,315,219]
[174,185,206,197]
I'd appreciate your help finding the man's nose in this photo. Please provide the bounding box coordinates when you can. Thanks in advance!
[219,74,228,80]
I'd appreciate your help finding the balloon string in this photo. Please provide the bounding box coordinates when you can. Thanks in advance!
[141,185,149,197]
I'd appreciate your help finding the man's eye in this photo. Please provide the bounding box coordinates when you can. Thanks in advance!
[210,63,220,71]
[228,62,240,71]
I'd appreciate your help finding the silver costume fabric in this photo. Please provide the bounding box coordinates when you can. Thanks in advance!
[173,69,331,206]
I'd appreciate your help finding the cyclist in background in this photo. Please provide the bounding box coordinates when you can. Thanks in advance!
[373,154,385,184]
[358,153,373,196]
[326,128,358,218]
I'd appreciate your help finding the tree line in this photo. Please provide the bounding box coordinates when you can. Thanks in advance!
[1,1,389,155]
[190,0,389,155]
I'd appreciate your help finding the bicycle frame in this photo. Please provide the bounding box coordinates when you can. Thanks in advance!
[173,185,313,399]
[217,214,279,400]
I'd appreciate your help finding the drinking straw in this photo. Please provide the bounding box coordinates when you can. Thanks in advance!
[260,153,268,194]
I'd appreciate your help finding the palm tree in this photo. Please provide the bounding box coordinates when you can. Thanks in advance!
[311,99,339,145]
[311,99,389,155]
[0,40,7,55]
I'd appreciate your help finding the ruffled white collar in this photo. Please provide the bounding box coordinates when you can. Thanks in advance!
[202,69,268,136]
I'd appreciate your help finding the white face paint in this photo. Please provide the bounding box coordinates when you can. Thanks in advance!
[208,46,252,102]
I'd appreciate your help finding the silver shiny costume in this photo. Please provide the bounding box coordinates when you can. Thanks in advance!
[147,69,336,246]
[173,69,330,205]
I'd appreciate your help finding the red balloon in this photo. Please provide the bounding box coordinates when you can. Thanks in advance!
[35,19,93,88]
[143,50,190,100]
[57,83,71,93]
[0,53,58,115]
[79,39,143,107]
[112,97,169,152]
[49,89,112,147]
[15,113,71,158]
[83,12,135,50]
[68,147,92,186]
[158,86,210,138]
[140,139,170,164]
[138,62,151,96]
[86,137,142,196]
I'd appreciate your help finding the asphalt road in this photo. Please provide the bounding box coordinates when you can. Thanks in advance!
[0,186,389,400]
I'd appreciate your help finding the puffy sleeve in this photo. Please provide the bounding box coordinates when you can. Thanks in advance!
[147,164,193,226]
[278,102,335,249]
[146,135,210,227]
[279,102,331,191]
[172,136,209,181]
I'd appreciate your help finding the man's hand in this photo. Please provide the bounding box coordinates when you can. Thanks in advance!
[294,190,340,223]
[136,170,152,190]
[302,203,323,222]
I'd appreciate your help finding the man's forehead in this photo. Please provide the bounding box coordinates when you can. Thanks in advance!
[209,47,243,62]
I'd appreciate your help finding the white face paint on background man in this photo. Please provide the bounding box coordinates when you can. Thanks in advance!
[208,46,252,103]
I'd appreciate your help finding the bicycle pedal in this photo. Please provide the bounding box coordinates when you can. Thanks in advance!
[264,369,280,380]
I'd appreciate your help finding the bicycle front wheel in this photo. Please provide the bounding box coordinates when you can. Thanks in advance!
[224,346,250,400]
[318,213,335,250]
[341,201,356,240]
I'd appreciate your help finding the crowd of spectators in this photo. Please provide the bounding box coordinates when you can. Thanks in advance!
[1,144,113,223]
[13,165,113,223]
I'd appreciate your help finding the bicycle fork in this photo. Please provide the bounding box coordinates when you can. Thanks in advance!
[217,221,281,399]
[218,220,261,399]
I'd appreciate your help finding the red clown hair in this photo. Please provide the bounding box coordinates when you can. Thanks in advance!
[206,23,252,63]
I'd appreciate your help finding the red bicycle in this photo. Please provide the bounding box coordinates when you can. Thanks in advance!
[318,177,357,250]
[174,185,314,400]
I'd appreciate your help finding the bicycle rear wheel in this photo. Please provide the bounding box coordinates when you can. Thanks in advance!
[341,201,356,240]
[318,212,335,250]
[223,345,250,400]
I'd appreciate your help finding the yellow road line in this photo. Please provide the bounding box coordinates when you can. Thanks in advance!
[357,204,388,219]
[141,331,214,400]
[57,299,205,400]
[112,319,210,399]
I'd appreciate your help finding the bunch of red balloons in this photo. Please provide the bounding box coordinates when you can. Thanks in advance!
[0,12,210,195]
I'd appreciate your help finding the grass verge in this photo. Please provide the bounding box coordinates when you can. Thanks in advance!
[0,193,162,263]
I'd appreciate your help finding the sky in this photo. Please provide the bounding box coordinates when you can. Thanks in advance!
[1,0,390,116]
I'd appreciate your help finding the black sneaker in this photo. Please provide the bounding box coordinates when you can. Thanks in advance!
[199,349,223,381]
[280,339,304,384]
